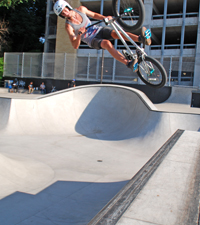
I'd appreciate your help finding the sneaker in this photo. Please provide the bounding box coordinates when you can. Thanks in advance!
[122,50,132,60]
[139,27,151,46]
[127,58,138,72]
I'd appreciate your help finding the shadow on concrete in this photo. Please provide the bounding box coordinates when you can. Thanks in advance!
[75,88,162,141]
[0,98,11,130]
[0,180,128,225]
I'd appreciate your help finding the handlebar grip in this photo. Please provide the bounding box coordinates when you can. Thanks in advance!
[103,18,110,25]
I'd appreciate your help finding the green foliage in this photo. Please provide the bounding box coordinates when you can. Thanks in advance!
[0,57,4,80]
[0,0,29,8]
[0,0,46,53]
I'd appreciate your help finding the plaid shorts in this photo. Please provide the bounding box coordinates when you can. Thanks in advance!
[90,27,114,50]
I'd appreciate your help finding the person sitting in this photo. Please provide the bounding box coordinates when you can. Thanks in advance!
[8,81,13,93]
[40,82,46,94]
[12,79,18,93]
[68,79,76,88]
[28,82,34,94]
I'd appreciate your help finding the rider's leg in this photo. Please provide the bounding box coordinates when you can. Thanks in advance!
[111,27,151,45]
[111,30,139,42]
[100,39,128,65]
[100,39,138,72]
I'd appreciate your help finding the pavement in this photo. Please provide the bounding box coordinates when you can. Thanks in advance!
[0,84,199,225]
[116,130,200,225]
[155,86,200,114]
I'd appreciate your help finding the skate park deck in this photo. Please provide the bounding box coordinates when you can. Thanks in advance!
[155,86,200,114]
[0,84,199,225]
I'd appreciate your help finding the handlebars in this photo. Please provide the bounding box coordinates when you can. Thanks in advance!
[85,7,134,30]
[78,16,118,35]
[85,16,117,31]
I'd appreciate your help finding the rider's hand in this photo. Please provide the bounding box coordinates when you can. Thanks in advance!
[106,16,113,21]
[103,16,113,25]
[78,27,86,35]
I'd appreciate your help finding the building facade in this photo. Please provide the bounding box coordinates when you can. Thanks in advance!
[44,0,200,87]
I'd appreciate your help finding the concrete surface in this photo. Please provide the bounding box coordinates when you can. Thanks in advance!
[117,130,200,225]
[0,84,199,225]
[162,86,198,104]
[0,87,42,96]
[155,86,200,114]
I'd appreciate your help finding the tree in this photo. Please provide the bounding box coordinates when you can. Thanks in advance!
[0,57,3,80]
[0,0,46,53]
[0,19,9,55]
[0,0,29,8]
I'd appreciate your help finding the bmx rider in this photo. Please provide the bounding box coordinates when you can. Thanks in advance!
[54,0,151,72]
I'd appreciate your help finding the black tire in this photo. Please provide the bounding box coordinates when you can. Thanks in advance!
[137,56,167,88]
[112,0,145,32]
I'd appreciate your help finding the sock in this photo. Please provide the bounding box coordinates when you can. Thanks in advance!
[138,35,144,44]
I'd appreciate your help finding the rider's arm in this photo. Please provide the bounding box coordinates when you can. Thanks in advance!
[80,6,112,21]
[86,9,106,20]
[65,24,84,49]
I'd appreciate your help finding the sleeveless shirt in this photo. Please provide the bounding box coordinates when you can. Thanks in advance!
[66,9,102,47]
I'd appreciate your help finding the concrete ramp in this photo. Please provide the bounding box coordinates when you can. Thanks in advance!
[1,85,200,137]
[1,85,157,137]
[155,86,200,113]
[164,86,197,105]
[0,85,200,225]
[0,153,54,199]
[0,98,11,129]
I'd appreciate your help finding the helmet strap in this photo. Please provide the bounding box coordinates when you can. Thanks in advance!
[59,6,72,18]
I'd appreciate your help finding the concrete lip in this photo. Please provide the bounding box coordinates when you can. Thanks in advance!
[0,84,199,225]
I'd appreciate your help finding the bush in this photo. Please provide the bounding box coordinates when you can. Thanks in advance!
[0,57,3,80]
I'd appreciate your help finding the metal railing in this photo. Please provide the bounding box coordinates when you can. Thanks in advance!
[3,52,195,86]
[152,12,198,19]
[150,44,196,50]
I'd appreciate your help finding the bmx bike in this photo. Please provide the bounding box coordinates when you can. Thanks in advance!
[86,3,167,88]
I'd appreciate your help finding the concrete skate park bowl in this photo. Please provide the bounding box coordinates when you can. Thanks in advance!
[0,84,200,225]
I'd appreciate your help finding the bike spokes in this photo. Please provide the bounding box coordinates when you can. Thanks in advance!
[138,59,165,86]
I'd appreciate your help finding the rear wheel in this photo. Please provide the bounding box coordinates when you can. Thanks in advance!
[137,56,167,88]
[112,0,145,32]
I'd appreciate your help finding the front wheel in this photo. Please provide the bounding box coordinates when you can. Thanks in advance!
[137,56,167,88]
[112,0,145,32]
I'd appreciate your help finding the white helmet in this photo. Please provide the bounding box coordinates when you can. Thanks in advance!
[54,0,73,17]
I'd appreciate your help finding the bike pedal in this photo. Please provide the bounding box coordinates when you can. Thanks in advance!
[136,49,145,63]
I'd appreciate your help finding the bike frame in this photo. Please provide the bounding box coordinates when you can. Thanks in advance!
[103,17,147,60]
[86,16,147,60]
